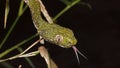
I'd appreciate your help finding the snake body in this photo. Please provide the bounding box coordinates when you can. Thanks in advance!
[25,0,77,48]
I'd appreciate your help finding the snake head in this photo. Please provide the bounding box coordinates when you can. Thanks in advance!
[39,23,77,48]
[53,31,77,48]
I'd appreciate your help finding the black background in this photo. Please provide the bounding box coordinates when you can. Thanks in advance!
[0,0,120,68]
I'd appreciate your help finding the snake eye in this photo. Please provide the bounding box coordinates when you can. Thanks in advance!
[54,35,63,43]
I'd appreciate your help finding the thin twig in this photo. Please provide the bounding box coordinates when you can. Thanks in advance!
[20,39,40,55]
[0,39,40,62]
[4,0,10,29]
[18,65,22,68]
[38,0,53,24]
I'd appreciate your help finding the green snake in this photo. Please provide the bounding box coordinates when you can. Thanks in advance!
[24,0,87,63]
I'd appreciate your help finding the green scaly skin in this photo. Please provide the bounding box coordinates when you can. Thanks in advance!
[24,0,77,48]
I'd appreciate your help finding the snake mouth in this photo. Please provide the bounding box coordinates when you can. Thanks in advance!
[58,44,72,48]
